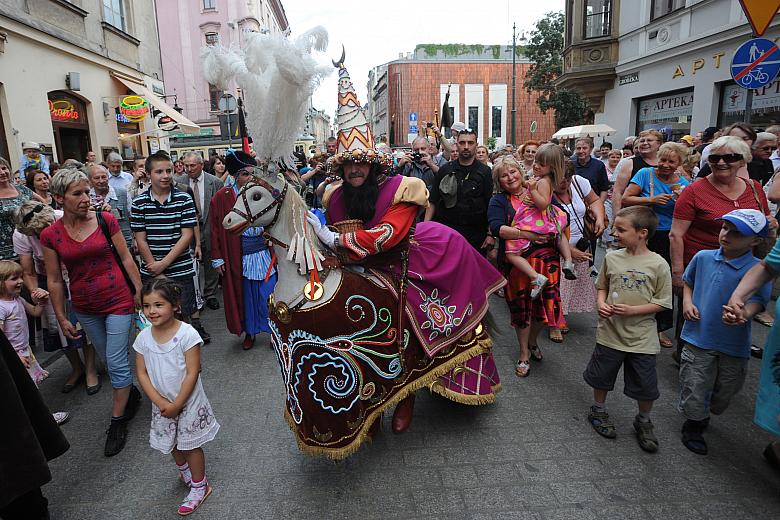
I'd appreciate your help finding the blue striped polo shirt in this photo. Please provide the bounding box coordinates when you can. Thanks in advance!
[130,187,197,278]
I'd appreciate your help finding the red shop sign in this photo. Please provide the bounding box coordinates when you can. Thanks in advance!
[49,99,79,121]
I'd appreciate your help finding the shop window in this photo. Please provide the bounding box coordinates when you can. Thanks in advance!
[209,84,223,112]
[650,0,685,21]
[205,32,219,45]
[203,0,216,10]
[103,0,126,31]
[491,106,502,138]
[468,106,479,136]
[583,0,611,39]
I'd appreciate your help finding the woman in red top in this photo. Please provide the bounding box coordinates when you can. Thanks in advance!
[670,136,773,357]
[41,168,142,457]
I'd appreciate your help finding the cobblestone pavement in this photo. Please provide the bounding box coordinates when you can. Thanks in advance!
[37,292,780,519]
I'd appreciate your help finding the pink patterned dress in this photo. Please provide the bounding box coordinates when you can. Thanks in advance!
[505,189,568,255]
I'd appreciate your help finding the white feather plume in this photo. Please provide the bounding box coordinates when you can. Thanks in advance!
[199,27,331,165]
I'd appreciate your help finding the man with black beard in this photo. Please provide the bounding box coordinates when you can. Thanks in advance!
[425,129,495,253]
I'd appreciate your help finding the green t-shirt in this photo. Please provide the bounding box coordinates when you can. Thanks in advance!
[595,249,673,354]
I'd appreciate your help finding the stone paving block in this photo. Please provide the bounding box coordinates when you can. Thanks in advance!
[411,488,466,515]
[645,502,703,520]
[538,504,595,520]
[548,481,604,504]
[439,464,479,489]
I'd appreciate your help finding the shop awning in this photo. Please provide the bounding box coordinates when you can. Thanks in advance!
[552,124,616,140]
[112,74,200,134]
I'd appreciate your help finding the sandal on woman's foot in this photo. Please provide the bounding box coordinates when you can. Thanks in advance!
[178,483,212,516]
[548,329,563,343]
[681,420,708,455]
[529,274,548,300]
[658,333,673,348]
[530,344,543,361]
[560,322,570,335]
[515,360,530,377]
[588,406,616,439]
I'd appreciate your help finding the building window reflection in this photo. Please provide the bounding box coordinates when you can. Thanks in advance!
[103,0,126,31]
[583,0,611,39]
[651,0,685,21]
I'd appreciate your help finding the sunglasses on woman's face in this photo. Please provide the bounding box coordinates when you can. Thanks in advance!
[707,153,743,164]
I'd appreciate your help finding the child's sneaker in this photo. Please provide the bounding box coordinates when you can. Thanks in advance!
[589,265,599,277]
[681,419,708,455]
[588,405,616,439]
[529,274,548,299]
[562,261,577,280]
[633,416,659,453]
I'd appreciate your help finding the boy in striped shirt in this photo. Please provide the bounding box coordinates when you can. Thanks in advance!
[130,151,210,342]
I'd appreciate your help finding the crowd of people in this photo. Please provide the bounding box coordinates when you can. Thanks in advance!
[4,119,780,517]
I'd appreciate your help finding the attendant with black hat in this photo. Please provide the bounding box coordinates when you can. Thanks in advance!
[209,150,277,350]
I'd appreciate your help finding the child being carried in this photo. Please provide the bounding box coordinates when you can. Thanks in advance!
[504,144,576,299]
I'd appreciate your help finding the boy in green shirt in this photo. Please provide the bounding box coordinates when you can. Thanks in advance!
[584,206,673,453]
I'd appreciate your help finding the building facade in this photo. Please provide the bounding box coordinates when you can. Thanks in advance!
[367,63,389,142]
[376,45,557,148]
[0,0,194,168]
[560,0,780,143]
[156,0,289,154]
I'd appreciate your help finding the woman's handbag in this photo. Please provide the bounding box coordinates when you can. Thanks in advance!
[570,177,601,240]
[95,211,135,292]
[745,178,777,258]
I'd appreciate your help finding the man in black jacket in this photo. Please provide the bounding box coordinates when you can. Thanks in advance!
[426,129,495,253]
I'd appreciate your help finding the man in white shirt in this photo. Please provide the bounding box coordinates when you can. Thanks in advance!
[176,152,224,310]
[106,152,133,191]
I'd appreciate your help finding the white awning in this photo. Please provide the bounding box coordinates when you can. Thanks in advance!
[112,74,200,134]
[551,124,616,140]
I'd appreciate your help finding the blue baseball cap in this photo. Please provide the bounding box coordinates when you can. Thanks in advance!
[718,209,769,237]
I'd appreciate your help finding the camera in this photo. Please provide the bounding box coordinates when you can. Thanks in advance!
[426,122,433,128]
[575,237,590,252]
[411,151,423,163]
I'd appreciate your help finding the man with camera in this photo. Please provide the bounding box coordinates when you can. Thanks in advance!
[397,136,444,189]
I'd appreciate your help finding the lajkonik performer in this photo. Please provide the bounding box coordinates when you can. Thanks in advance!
[307,56,506,434]
[208,29,506,458]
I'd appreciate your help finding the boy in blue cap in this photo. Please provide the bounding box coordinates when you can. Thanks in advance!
[679,208,772,455]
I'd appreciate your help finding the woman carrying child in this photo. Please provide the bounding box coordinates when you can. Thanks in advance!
[504,143,576,299]
[134,278,219,516]
[488,148,571,377]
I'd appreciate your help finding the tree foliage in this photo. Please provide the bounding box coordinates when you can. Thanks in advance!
[523,11,591,128]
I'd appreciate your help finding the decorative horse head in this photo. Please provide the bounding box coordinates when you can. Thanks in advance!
[222,165,289,233]
[223,165,327,299]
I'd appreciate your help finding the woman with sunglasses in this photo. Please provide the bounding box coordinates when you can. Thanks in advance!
[670,136,775,360]
[696,123,774,186]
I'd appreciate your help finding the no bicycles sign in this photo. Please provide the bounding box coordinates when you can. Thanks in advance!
[730,37,780,89]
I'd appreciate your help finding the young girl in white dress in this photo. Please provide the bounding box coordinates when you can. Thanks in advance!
[134,278,219,516]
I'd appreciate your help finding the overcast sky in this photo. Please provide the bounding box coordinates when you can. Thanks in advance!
[284,0,565,118]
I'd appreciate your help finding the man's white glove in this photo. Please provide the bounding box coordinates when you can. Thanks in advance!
[306,211,337,250]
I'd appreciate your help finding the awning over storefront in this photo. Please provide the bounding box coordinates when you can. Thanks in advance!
[552,124,616,140]
[111,74,200,134]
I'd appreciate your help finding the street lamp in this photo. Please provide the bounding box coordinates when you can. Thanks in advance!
[511,22,517,147]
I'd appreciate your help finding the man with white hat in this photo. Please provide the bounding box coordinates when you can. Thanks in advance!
[19,142,49,178]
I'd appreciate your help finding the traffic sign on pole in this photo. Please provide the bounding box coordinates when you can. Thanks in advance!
[738,0,780,37]
[730,38,780,89]
[409,112,418,123]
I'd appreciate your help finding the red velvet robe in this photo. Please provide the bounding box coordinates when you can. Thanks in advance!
[209,187,244,335]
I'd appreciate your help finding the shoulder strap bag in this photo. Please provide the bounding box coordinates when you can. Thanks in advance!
[744,178,777,258]
[570,176,599,240]
[95,211,135,292]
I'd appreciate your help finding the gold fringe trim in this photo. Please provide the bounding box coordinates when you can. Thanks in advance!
[282,335,493,460]
[428,381,503,405]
